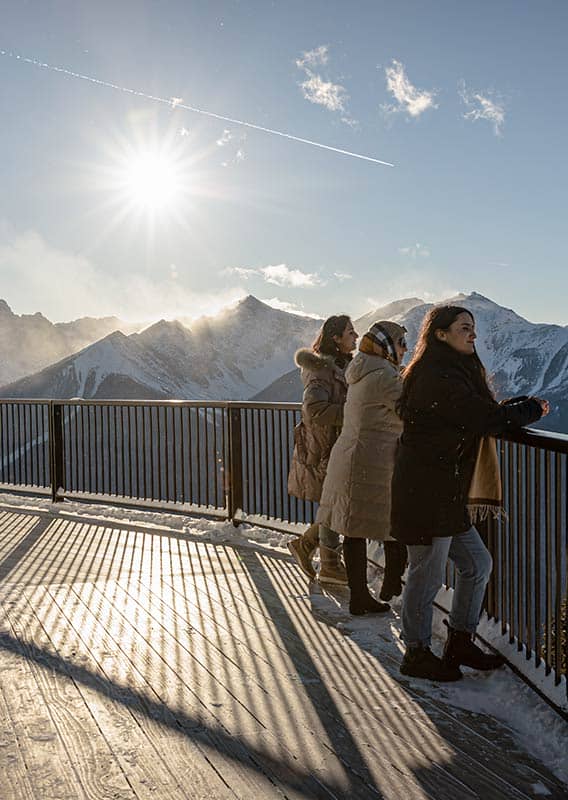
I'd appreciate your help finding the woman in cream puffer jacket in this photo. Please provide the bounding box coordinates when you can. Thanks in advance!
[316,320,408,614]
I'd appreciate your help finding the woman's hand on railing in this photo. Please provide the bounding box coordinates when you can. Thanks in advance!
[533,397,550,416]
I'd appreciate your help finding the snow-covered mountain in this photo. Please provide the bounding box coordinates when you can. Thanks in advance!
[255,293,568,433]
[0,298,140,385]
[0,296,321,401]
[1,291,567,432]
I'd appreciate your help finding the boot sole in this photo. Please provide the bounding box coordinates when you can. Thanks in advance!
[400,665,463,682]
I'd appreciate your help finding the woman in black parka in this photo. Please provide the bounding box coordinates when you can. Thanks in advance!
[391,305,549,682]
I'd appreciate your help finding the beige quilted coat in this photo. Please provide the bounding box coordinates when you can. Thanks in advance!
[316,351,403,539]
[287,349,348,502]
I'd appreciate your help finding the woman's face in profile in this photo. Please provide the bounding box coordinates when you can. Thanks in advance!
[437,312,476,355]
[335,321,358,354]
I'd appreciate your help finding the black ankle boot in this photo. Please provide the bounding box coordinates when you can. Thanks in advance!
[401,646,462,682]
[343,538,390,615]
[379,541,408,601]
[443,621,506,671]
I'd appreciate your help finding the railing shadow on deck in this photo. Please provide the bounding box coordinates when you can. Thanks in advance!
[0,506,496,799]
[0,398,566,717]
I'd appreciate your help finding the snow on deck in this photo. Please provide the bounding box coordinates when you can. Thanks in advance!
[0,492,566,799]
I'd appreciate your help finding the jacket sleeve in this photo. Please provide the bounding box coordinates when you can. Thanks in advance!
[435,371,542,435]
[303,379,344,427]
[377,368,403,412]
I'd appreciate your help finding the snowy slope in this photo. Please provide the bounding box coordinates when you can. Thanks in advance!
[0,296,320,401]
[0,298,140,385]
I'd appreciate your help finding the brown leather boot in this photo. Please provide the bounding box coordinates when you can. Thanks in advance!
[287,523,319,579]
[318,545,348,585]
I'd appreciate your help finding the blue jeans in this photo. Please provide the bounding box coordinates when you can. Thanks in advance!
[401,527,492,648]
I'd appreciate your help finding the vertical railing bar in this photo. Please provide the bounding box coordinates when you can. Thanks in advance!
[525,444,533,659]
[170,406,177,504]
[156,406,162,501]
[507,440,515,643]
[500,441,507,635]
[544,451,553,673]
[534,448,542,668]
[212,407,219,508]
[196,408,201,506]
[1,404,6,485]
[187,407,194,504]
[270,408,277,519]
[126,406,132,498]
[205,407,211,507]
[141,406,147,500]
[179,406,185,505]
[242,408,249,514]
[34,403,40,486]
[554,452,563,682]
[119,406,125,497]
[251,410,257,517]
[516,442,523,651]
[163,406,170,502]
[134,405,139,499]
[152,405,162,500]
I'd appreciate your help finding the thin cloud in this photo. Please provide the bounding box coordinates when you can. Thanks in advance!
[224,266,257,279]
[383,60,437,118]
[216,129,232,146]
[399,243,431,259]
[296,45,329,70]
[299,74,348,113]
[334,271,353,282]
[459,81,505,136]
[296,44,355,123]
[225,263,325,288]
[263,297,321,318]
[261,264,325,288]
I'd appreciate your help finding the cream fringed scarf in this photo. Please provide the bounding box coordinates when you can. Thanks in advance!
[467,436,505,523]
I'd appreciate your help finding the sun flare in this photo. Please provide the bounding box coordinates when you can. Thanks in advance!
[118,149,182,211]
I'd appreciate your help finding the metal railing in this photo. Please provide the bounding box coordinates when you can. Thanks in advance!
[0,398,566,704]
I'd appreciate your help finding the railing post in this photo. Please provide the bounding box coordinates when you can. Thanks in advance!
[48,402,65,503]
[227,405,243,526]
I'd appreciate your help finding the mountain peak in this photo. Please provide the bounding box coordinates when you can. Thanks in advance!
[238,295,269,312]
[0,299,14,316]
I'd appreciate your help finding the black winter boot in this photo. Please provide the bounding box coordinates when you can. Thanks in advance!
[379,541,408,601]
[401,646,462,682]
[343,538,390,615]
[443,621,506,671]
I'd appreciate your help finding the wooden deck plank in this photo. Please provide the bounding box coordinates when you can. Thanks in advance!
[0,509,566,800]
[122,567,466,800]
[0,672,37,800]
[186,542,567,800]
[32,581,259,800]
[79,577,358,799]
[0,598,90,800]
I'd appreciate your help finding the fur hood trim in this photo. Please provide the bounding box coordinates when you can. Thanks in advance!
[294,348,336,372]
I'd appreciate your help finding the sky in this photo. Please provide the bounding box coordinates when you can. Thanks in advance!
[1,1,567,325]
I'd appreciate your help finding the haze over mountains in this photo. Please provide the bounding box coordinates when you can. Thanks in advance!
[1,292,567,432]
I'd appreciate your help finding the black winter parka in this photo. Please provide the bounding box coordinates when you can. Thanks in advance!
[390,346,543,545]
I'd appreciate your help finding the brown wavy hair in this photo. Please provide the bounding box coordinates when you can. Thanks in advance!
[397,305,492,416]
[312,314,353,365]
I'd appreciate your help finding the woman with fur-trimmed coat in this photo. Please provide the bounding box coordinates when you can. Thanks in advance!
[316,320,408,614]
[287,315,358,583]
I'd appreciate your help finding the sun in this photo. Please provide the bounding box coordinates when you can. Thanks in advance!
[118,148,182,212]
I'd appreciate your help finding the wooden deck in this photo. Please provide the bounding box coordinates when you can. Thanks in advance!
[0,502,566,800]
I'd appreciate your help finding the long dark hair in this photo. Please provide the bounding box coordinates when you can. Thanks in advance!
[312,314,353,366]
[397,305,492,416]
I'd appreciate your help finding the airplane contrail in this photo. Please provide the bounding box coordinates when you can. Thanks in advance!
[0,49,395,167]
